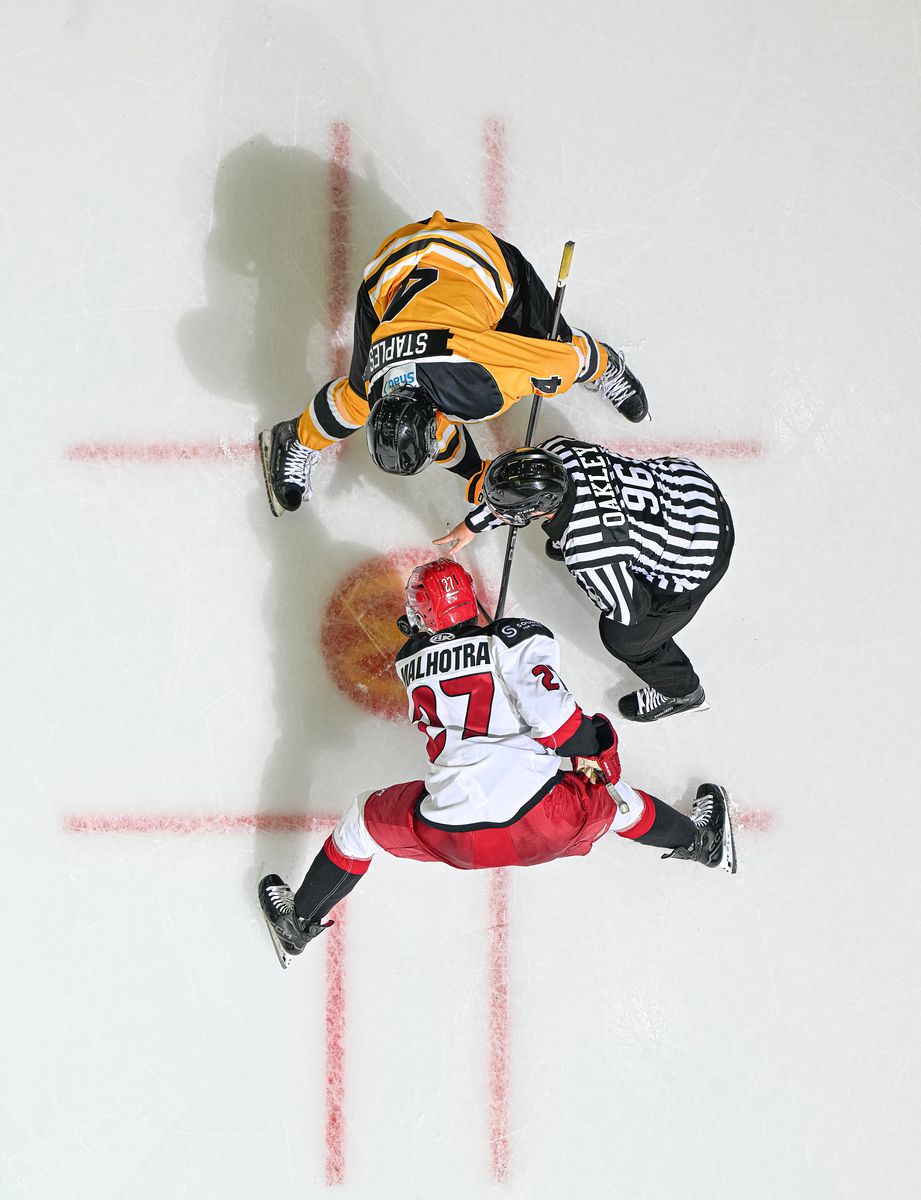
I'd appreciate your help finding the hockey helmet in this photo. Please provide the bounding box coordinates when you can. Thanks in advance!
[482,447,569,526]
[405,559,480,633]
[366,387,439,476]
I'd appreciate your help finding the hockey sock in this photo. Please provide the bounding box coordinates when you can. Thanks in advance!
[624,792,696,850]
[294,836,367,923]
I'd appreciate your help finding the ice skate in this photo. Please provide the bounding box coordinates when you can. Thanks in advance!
[617,684,708,723]
[258,420,321,516]
[662,783,737,873]
[584,343,649,423]
[258,874,329,969]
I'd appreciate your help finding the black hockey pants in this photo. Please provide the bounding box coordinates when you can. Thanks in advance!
[598,495,735,698]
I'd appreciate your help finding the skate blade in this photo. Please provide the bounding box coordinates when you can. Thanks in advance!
[712,784,737,874]
[258,430,283,518]
[262,913,292,969]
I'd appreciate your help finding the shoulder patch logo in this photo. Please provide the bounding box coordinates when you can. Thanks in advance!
[382,364,418,395]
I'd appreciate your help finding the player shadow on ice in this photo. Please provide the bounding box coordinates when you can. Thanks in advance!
[176,134,432,891]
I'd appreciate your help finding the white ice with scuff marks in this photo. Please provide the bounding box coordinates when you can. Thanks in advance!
[2,2,921,1198]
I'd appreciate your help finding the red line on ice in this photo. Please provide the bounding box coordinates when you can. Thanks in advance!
[66,441,259,463]
[488,868,510,1183]
[600,436,763,460]
[62,807,772,838]
[328,121,352,380]
[484,116,506,235]
[483,115,511,1185]
[325,906,347,1185]
[322,117,353,1188]
[62,813,336,834]
[68,435,763,464]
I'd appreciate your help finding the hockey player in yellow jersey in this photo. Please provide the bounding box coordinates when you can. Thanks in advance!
[259,212,648,516]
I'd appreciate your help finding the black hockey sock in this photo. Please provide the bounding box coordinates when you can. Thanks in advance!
[633,795,696,850]
[294,844,364,923]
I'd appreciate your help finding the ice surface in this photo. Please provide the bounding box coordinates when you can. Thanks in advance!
[3,1,921,1197]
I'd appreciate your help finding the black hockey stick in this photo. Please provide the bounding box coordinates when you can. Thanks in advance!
[493,241,574,620]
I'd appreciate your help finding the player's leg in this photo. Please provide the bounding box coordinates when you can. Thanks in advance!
[604,502,734,719]
[582,342,648,422]
[611,780,736,872]
[259,285,377,514]
[257,792,378,967]
[598,603,708,722]
[492,238,648,422]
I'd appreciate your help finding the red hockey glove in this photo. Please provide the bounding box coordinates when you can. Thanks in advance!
[574,713,621,787]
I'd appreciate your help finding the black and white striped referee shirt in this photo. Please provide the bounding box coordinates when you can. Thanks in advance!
[466,435,729,625]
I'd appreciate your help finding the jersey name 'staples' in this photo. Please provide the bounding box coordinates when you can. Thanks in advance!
[394,618,584,828]
[466,435,726,625]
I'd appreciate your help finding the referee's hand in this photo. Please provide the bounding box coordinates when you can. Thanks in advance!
[433,520,476,556]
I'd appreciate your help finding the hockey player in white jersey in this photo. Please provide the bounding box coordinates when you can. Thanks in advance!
[258,559,735,967]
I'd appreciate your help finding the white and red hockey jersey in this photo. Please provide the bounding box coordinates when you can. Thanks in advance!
[394,617,582,827]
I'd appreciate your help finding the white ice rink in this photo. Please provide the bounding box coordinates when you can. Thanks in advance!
[4,1,921,1196]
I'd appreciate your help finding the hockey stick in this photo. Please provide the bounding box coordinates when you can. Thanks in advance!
[493,240,575,620]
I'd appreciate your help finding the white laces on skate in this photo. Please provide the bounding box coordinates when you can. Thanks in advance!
[587,348,633,408]
[265,883,295,914]
[636,686,669,716]
[283,441,321,490]
[690,789,715,828]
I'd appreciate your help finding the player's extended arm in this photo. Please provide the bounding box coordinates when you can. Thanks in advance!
[433,499,503,555]
[433,518,477,555]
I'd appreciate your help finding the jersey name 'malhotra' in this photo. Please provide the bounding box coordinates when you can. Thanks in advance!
[398,638,491,687]
[392,617,583,828]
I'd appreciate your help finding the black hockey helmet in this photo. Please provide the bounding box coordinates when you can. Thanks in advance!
[366,387,438,476]
[482,448,569,526]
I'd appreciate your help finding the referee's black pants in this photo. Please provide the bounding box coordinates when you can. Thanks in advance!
[597,497,734,698]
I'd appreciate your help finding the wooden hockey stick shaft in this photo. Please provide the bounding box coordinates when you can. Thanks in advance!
[493,241,574,620]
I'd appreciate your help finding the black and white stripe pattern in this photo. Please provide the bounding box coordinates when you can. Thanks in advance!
[469,435,726,624]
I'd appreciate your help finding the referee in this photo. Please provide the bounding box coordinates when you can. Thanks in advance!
[435,435,734,723]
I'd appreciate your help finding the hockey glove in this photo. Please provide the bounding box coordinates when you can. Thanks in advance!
[574,713,621,787]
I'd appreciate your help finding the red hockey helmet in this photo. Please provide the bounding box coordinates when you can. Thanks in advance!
[405,559,480,633]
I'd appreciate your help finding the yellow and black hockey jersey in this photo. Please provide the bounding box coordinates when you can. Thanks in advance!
[296,212,609,481]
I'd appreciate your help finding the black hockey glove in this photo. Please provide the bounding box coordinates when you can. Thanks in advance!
[574,713,621,787]
[591,712,617,752]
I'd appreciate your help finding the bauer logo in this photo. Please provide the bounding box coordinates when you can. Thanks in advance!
[382,365,417,395]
